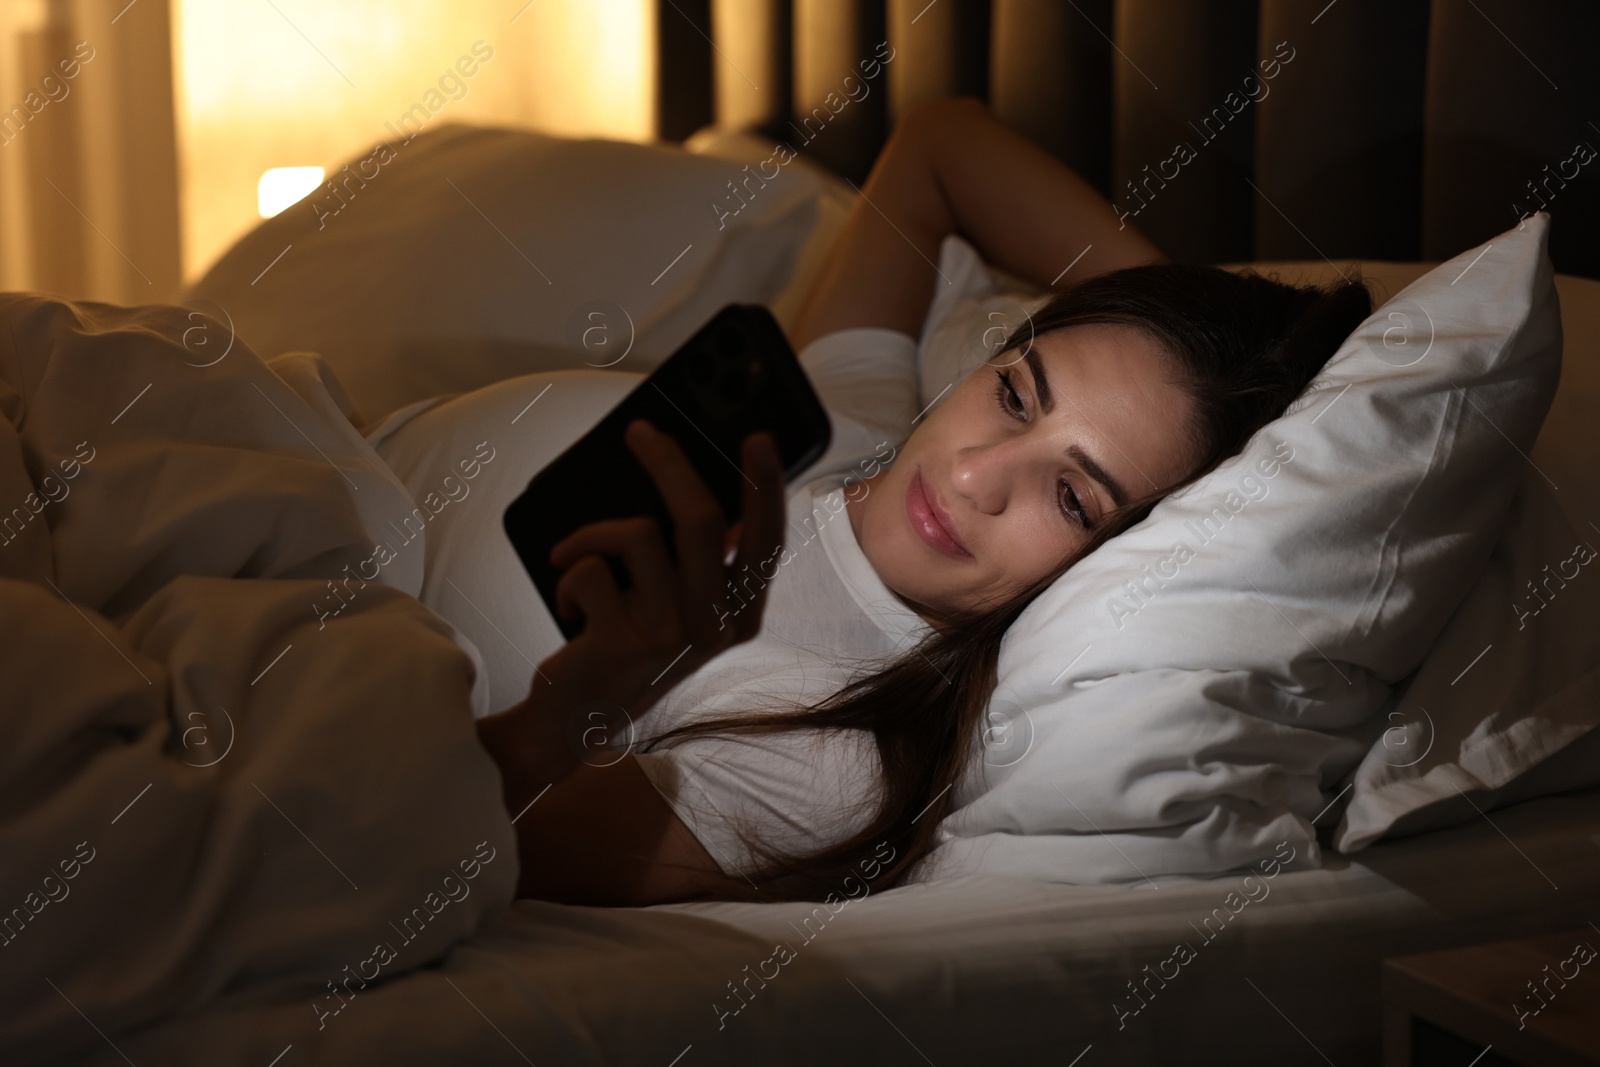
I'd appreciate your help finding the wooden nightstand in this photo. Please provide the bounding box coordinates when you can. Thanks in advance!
[1383,928,1600,1066]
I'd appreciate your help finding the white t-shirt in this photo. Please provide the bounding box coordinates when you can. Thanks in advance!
[365,326,931,874]
[632,473,931,874]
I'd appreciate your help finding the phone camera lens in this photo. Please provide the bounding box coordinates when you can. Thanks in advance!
[719,370,748,403]
[689,353,715,384]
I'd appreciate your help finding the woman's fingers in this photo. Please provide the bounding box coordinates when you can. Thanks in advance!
[728,432,786,641]
[581,420,787,654]
[624,420,730,640]
[548,517,678,630]
[554,555,626,629]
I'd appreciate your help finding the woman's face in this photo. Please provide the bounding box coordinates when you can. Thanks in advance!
[848,322,1200,621]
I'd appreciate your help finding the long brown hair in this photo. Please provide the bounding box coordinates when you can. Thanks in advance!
[644,264,1373,902]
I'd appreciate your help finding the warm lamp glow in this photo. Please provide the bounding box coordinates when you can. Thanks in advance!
[172,0,656,283]
[257,167,325,218]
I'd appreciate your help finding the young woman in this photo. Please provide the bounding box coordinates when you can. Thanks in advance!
[473,97,1372,906]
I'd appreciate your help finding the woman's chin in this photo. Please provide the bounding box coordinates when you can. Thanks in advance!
[877,569,956,626]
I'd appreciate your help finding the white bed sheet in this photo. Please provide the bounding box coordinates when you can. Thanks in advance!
[649,787,1600,1064]
[93,788,1600,1066]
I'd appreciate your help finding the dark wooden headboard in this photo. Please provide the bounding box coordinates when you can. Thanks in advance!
[653,0,1600,278]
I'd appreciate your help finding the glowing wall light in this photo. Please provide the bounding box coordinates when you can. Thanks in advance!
[171,0,656,283]
[257,166,325,218]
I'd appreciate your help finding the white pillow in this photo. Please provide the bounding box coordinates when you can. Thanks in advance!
[909,216,1563,885]
[1333,467,1600,849]
[185,124,828,426]
[365,369,644,714]
[1328,255,1600,847]
[912,252,1036,413]
[914,251,1600,855]
[1132,264,1600,851]
[365,330,921,717]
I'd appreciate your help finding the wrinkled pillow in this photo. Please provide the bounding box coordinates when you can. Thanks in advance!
[1330,261,1600,849]
[185,124,828,426]
[909,216,1562,885]
[1332,466,1600,850]
[917,251,1600,856]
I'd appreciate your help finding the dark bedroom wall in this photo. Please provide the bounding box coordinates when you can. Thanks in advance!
[1112,0,1260,264]
[687,0,1600,277]
[886,0,990,123]
[790,0,890,182]
[989,0,1114,197]
[1423,0,1600,278]
[1253,0,1430,263]
[657,0,715,142]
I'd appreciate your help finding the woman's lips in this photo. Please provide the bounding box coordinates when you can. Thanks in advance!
[906,469,971,559]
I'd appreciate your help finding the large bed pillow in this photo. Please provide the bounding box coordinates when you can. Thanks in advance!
[1327,271,1600,849]
[184,124,832,427]
[1332,465,1600,849]
[915,248,1600,859]
[908,215,1563,885]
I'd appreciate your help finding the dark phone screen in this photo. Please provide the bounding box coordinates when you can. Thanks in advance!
[503,305,831,640]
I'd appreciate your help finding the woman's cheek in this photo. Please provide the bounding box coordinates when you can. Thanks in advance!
[1013,516,1075,588]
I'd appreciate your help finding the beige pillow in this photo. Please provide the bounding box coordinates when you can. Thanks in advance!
[187,124,827,425]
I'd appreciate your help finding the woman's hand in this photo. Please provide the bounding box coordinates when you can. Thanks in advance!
[539,418,786,723]
[474,419,784,839]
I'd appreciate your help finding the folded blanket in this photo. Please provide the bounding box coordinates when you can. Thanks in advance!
[0,295,515,1062]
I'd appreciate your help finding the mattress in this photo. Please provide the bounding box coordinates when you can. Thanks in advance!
[653,786,1600,1064]
[95,787,1600,1066]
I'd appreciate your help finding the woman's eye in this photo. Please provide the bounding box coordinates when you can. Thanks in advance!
[1060,482,1092,529]
[993,369,1025,419]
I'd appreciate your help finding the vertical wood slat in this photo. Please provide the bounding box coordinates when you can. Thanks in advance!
[711,0,792,130]
[1112,0,1259,264]
[885,0,990,123]
[0,2,32,290]
[657,0,714,141]
[791,0,889,183]
[67,0,183,302]
[1423,0,1600,278]
[1253,0,1429,264]
[989,0,1115,197]
[17,14,87,298]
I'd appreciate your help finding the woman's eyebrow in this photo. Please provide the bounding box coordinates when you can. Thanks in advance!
[1022,347,1055,413]
[1067,445,1129,509]
[1022,347,1130,508]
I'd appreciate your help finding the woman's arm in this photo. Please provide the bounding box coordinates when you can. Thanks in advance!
[790,96,1166,350]
[477,690,745,905]
[474,630,748,905]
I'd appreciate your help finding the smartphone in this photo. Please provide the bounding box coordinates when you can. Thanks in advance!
[503,304,832,640]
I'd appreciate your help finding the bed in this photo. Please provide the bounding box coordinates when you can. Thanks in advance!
[78,791,1600,1066]
[10,2,1600,1065]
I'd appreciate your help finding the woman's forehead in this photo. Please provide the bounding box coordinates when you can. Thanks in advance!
[1025,324,1198,487]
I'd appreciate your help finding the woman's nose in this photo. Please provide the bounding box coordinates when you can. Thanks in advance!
[950,439,1025,515]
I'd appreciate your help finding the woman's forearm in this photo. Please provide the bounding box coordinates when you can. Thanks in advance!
[791,98,1164,349]
[473,653,742,905]
[911,97,1166,288]
[790,110,952,347]
[474,640,623,806]
[474,675,580,802]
